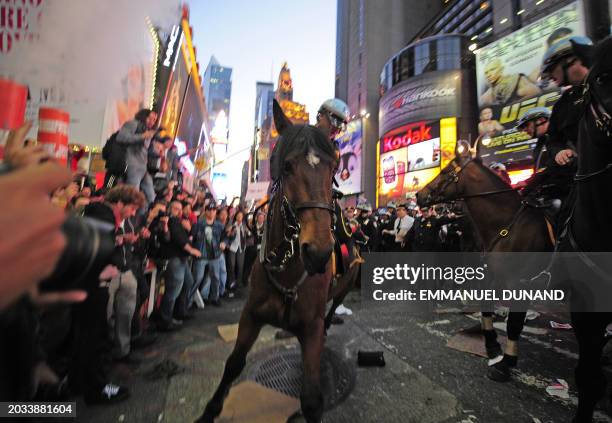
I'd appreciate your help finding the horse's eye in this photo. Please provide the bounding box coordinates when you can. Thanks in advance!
[283,162,292,175]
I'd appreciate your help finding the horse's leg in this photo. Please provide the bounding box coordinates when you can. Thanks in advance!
[324,297,341,334]
[572,312,610,423]
[196,309,262,423]
[488,311,525,382]
[481,312,502,358]
[299,319,325,423]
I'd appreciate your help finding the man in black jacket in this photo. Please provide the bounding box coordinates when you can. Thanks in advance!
[157,201,201,331]
[71,185,144,404]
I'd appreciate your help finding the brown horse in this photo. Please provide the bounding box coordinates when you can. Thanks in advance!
[196,101,338,423]
[416,142,554,381]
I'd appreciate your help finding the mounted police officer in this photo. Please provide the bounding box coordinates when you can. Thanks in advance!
[516,107,552,171]
[521,36,594,227]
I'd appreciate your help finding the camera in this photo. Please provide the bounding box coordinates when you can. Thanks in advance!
[39,215,116,292]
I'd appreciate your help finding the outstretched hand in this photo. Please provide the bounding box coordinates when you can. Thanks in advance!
[0,161,72,310]
[4,122,52,169]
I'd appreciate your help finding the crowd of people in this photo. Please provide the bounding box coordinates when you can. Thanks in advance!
[341,200,471,254]
[0,34,605,423]
[0,110,268,406]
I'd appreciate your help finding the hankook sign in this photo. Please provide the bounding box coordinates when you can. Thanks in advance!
[379,70,462,136]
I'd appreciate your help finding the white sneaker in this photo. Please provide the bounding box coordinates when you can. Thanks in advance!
[102,383,121,399]
[335,304,353,316]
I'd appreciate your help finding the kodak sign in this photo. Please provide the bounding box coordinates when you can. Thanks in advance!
[381,121,434,153]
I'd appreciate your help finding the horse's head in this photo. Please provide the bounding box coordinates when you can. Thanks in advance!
[272,99,338,275]
[416,140,474,207]
[585,36,612,137]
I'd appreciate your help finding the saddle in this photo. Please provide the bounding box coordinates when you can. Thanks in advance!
[522,194,560,246]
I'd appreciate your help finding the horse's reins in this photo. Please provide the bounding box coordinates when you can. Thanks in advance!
[428,158,527,251]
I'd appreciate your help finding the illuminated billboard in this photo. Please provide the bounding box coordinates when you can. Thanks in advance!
[407,138,440,172]
[475,2,585,167]
[377,118,456,205]
[335,119,362,195]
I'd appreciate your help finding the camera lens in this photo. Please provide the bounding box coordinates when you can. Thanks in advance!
[39,216,116,292]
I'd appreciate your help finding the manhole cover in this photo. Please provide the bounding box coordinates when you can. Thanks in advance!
[244,346,355,410]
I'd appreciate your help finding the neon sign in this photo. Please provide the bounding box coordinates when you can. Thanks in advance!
[163,25,181,67]
[381,121,436,153]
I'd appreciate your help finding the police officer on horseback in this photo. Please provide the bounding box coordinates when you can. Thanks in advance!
[516,107,552,171]
[520,36,594,227]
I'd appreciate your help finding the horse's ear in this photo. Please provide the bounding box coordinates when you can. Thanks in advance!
[455,140,472,160]
[273,99,292,136]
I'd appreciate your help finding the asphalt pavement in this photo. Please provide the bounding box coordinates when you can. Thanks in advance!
[75,289,612,423]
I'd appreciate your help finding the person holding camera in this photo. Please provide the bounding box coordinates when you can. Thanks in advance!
[226,209,247,292]
[117,109,159,205]
[157,201,201,331]
[191,203,227,307]
[68,185,144,404]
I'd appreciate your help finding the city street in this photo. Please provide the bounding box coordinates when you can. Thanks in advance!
[79,289,612,423]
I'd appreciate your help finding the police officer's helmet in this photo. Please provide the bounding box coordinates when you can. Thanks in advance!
[541,36,593,80]
[515,107,552,131]
[318,98,350,130]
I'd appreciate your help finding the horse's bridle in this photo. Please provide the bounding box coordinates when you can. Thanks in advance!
[425,157,517,204]
[425,156,527,251]
[262,126,336,274]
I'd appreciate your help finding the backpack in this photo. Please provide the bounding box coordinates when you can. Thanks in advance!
[102,131,128,175]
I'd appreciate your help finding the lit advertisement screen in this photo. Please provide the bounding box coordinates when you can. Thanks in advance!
[407,138,440,171]
[474,2,584,167]
[160,42,190,139]
[176,76,204,157]
[377,118,456,205]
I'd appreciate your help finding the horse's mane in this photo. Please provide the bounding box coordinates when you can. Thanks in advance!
[270,124,338,182]
[471,157,514,190]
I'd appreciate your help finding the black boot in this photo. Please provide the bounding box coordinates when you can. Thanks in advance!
[487,354,517,382]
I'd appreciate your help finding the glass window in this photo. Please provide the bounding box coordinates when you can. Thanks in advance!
[414,42,430,75]
[399,48,413,82]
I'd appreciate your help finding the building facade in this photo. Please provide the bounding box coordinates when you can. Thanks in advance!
[203,56,232,161]
[378,34,477,206]
[250,81,274,183]
[375,0,608,204]
[334,0,446,203]
[251,63,309,184]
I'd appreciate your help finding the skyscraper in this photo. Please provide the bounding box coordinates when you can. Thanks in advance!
[251,81,274,182]
[203,55,232,160]
[251,63,309,183]
[335,0,445,202]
